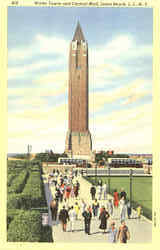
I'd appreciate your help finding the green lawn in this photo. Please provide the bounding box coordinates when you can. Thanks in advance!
[85,176,152,220]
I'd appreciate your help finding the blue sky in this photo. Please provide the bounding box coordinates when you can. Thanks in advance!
[8,7,152,153]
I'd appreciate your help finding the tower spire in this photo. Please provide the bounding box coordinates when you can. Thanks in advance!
[72,22,85,41]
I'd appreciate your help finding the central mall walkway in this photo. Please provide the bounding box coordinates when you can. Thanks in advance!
[42,171,152,243]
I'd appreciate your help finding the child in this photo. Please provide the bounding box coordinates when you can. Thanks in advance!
[74,202,80,220]
[107,221,118,243]
[136,205,142,220]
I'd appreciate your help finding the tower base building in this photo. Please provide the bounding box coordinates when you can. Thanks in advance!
[65,131,93,161]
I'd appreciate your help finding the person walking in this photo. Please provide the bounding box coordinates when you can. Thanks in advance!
[82,206,92,235]
[98,179,102,186]
[70,185,75,199]
[90,185,96,200]
[81,199,87,216]
[97,184,102,200]
[117,220,130,243]
[58,205,69,232]
[126,200,131,219]
[68,206,77,232]
[59,186,64,203]
[107,221,118,243]
[65,185,71,201]
[99,206,110,233]
[113,189,119,208]
[74,202,80,220]
[119,197,127,223]
[92,199,99,217]
[102,182,108,200]
[107,199,113,219]
[136,205,142,220]
[74,184,79,199]
[55,187,61,203]
[50,199,58,221]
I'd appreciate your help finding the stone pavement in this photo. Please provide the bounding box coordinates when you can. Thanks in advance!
[42,171,152,243]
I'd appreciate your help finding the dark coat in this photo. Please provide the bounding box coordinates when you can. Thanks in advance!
[99,210,110,230]
[74,185,79,197]
[59,208,69,224]
[117,225,130,243]
[82,211,92,223]
[90,186,96,195]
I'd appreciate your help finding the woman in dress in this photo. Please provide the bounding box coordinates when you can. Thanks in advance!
[119,196,126,223]
[65,185,71,201]
[113,189,119,208]
[117,220,130,243]
[99,206,110,233]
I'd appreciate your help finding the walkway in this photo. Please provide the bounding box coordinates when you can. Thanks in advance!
[42,171,152,243]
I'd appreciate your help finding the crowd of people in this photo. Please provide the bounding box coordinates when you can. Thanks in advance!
[46,169,137,243]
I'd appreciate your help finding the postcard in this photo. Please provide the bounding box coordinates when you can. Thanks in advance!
[0,0,160,249]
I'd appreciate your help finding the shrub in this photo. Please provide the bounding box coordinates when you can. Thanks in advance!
[7,174,17,187]
[29,164,40,172]
[7,172,47,210]
[8,170,29,194]
[22,171,47,208]
[7,210,53,242]
[7,209,22,229]
[41,226,53,242]
[7,193,22,209]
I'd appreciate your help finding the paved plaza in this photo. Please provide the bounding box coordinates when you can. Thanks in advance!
[42,171,152,243]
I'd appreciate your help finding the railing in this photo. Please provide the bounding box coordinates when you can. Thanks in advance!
[84,168,147,176]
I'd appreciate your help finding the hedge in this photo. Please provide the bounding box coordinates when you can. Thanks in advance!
[7,193,36,210]
[8,169,29,194]
[7,174,17,187]
[7,210,53,242]
[7,209,22,229]
[7,171,47,210]
[7,193,22,210]
[22,171,46,208]
[29,164,41,172]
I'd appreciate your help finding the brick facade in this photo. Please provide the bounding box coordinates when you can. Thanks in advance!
[65,23,93,160]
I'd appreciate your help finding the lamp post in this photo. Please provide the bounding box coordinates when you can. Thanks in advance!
[47,154,49,169]
[95,163,98,185]
[102,157,107,175]
[27,144,32,168]
[108,165,111,194]
[129,169,133,209]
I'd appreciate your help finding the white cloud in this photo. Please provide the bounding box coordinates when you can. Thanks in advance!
[8,103,68,153]
[8,100,152,154]
[8,34,69,61]
[89,102,152,153]
[8,70,68,106]
[8,102,68,121]
[8,59,64,80]
[9,97,47,108]
[33,71,68,86]
[89,78,151,113]
[90,35,152,67]
[89,34,152,88]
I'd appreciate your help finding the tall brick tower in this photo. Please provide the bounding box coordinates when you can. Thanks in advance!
[65,22,93,160]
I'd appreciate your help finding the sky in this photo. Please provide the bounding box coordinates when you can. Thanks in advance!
[8,7,153,154]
